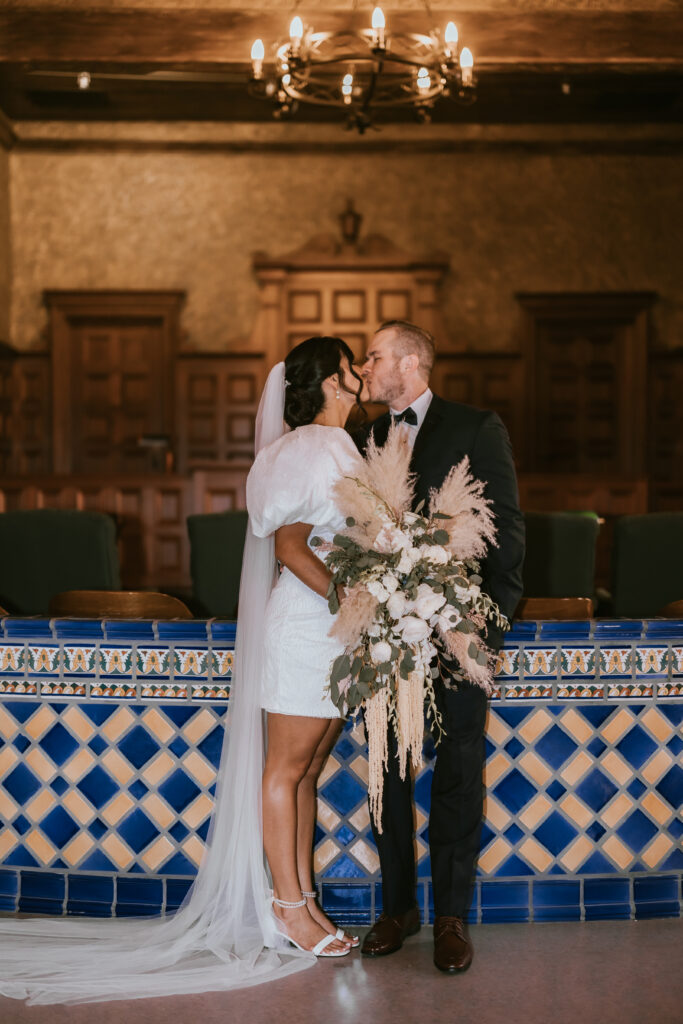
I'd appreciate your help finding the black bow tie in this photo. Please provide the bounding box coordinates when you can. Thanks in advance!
[392,407,418,426]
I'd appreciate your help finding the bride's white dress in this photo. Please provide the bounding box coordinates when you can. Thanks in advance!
[247,424,363,718]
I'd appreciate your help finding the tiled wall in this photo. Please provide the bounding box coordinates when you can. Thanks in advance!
[0,617,681,924]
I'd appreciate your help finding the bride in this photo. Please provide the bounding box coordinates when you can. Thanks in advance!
[0,336,366,1003]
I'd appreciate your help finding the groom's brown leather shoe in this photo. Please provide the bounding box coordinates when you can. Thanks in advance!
[433,916,473,973]
[361,907,421,957]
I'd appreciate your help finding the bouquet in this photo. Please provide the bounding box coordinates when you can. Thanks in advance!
[313,425,508,830]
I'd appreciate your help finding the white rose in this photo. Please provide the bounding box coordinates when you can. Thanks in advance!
[426,544,449,565]
[402,511,421,527]
[367,622,382,638]
[381,573,399,594]
[434,608,461,632]
[370,641,393,665]
[367,579,390,602]
[414,583,447,620]
[396,549,413,575]
[397,615,431,644]
[387,590,408,620]
[407,546,422,565]
[374,523,411,554]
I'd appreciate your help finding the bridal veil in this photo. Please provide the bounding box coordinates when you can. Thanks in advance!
[0,361,316,1004]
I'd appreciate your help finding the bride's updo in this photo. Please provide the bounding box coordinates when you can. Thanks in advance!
[284,336,360,429]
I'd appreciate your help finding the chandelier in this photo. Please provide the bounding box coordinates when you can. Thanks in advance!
[249,6,476,134]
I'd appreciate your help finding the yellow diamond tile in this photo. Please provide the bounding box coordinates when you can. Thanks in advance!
[601,708,634,745]
[25,748,56,782]
[62,789,95,826]
[350,838,380,874]
[641,791,673,826]
[0,746,18,777]
[350,755,369,786]
[518,708,553,745]
[518,837,553,872]
[415,808,427,833]
[142,751,175,786]
[313,838,340,874]
[0,789,17,820]
[181,708,216,745]
[102,792,135,827]
[0,706,19,741]
[24,705,56,741]
[558,708,594,745]
[182,834,205,867]
[0,829,18,859]
[350,719,366,746]
[601,750,633,787]
[478,837,512,874]
[349,803,371,833]
[63,831,95,867]
[642,834,674,870]
[559,793,593,830]
[316,798,340,832]
[519,795,552,831]
[483,793,512,831]
[183,793,214,830]
[142,793,175,830]
[640,707,674,743]
[602,835,633,871]
[101,706,136,743]
[62,748,96,784]
[483,752,510,788]
[25,828,56,866]
[560,835,593,872]
[183,750,214,788]
[642,749,674,785]
[518,751,552,787]
[141,835,175,872]
[485,711,511,746]
[61,706,96,743]
[141,708,177,746]
[101,833,135,870]
[101,749,135,786]
[601,792,633,828]
[25,789,56,822]
[561,750,592,786]
[319,755,341,788]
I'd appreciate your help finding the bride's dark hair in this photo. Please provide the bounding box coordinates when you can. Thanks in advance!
[284,336,362,429]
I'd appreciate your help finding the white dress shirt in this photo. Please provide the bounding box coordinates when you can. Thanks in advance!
[389,388,433,450]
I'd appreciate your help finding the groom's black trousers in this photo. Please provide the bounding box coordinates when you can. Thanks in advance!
[368,679,488,919]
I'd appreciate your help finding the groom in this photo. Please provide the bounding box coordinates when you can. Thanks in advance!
[356,320,524,973]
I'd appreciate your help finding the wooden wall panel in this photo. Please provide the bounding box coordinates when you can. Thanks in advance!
[175,354,266,470]
[0,353,51,476]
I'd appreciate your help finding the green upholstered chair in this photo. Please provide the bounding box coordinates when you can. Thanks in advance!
[522,512,600,602]
[0,509,120,616]
[187,510,248,618]
[612,513,683,618]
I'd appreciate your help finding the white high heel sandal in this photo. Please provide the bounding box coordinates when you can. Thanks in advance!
[272,896,351,958]
[301,890,360,948]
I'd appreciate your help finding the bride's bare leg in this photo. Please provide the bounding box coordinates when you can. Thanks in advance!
[296,719,358,944]
[263,712,350,953]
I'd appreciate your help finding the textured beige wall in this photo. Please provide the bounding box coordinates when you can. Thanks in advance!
[0,148,10,344]
[9,146,683,352]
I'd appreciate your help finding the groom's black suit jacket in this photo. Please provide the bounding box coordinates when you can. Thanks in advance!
[356,393,525,654]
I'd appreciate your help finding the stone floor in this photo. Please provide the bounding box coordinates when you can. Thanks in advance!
[1,919,681,1024]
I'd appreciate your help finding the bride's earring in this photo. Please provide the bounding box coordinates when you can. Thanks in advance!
[336,387,340,400]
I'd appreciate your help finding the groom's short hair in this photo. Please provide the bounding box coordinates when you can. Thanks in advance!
[377,320,435,380]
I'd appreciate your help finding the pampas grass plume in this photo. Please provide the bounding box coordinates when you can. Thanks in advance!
[441,628,493,695]
[429,456,497,560]
[329,585,378,647]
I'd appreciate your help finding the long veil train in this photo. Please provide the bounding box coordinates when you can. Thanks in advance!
[0,362,316,1004]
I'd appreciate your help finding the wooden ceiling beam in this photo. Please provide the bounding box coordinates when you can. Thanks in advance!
[1,9,682,67]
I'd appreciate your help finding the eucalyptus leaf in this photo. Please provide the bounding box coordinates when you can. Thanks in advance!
[346,516,356,527]
[433,529,450,545]
[359,665,376,683]
[468,641,479,660]
[330,655,350,683]
[470,573,482,585]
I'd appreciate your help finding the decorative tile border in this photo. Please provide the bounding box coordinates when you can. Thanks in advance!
[0,616,681,925]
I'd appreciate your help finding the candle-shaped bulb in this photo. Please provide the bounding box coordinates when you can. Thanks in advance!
[251,39,265,61]
[290,16,304,41]
[342,72,354,104]
[444,21,458,59]
[77,71,91,90]
[372,7,386,48]
[416,66,431,91]
[460,46,474,86]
